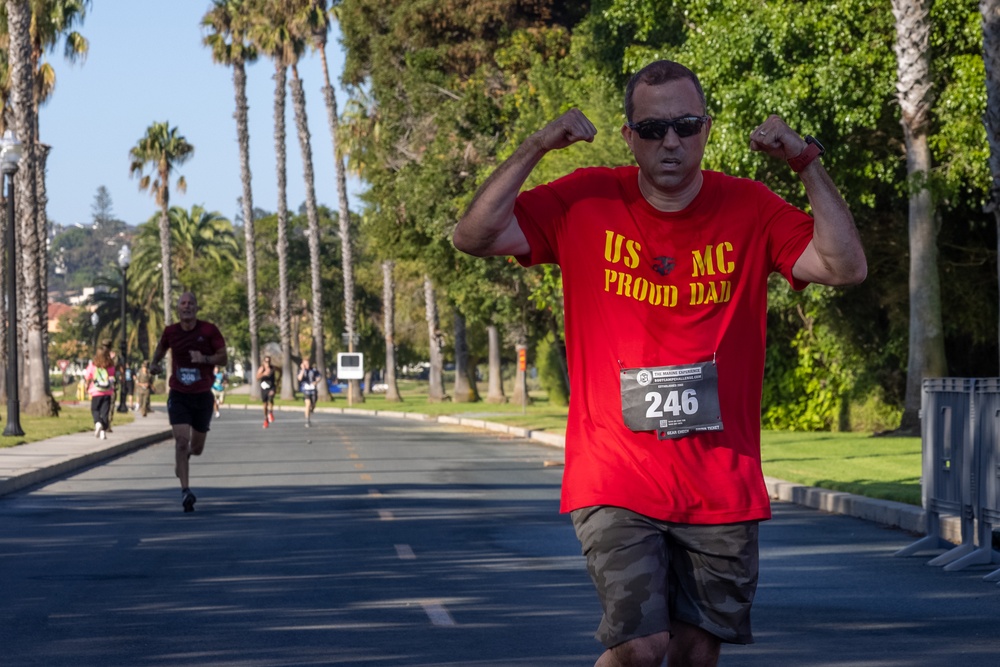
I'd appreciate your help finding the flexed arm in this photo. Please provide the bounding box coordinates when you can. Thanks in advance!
[749,115,867,286]
[453,109,598,258]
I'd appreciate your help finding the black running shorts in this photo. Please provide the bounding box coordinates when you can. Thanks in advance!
[167,390,215,434]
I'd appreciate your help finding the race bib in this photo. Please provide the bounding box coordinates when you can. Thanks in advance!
[178,367,201,386]
[260,381,271,390]
[620,360,723,439]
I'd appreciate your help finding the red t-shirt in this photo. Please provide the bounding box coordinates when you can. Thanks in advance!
[514,167,814,524]
[158,320,226,394]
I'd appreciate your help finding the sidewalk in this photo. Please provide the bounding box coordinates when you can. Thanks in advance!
[0,409,172,498]
[0,402,960,545]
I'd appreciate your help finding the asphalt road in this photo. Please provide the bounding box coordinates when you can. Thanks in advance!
[1,410,999,666]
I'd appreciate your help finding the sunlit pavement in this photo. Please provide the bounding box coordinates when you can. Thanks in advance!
[1,409,998,666]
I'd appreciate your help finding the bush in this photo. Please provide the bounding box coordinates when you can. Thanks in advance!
[536,334,569,407]
[843,387,903,434]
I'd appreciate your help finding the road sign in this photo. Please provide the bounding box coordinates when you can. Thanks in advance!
[337,353,364,380]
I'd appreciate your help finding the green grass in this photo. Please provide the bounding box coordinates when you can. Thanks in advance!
[0,403,135,448]
[760,430,922,506]
[8,380,923,507]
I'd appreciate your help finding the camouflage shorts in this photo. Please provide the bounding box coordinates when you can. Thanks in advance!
[571,506,759,647]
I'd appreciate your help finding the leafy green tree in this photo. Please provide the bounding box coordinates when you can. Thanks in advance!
[981,0,1000,367]
[339,0,589,401]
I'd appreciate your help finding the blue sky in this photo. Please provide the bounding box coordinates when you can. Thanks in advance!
[41,1,364,229]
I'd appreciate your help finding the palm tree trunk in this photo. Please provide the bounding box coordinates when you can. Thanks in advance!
[486,324,506,404]
[382,260,401,402]
[158,199,173,328]
[980,0,1000,372]
[274,63,294,400]
[892,0,947,433]
[289,68,330,401]
[233,60,262,401]
[318,46,360,402]
[7,0,55,416]
[424,275,446,402]
[34,143,52,397]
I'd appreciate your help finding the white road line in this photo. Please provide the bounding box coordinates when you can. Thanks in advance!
[421,601,456,626]
[395,544,416,560]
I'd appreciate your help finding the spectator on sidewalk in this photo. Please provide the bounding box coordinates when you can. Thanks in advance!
[135,360,153,417]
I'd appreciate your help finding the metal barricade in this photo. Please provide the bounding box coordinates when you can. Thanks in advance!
[894,378,976,561]
[975,379,1000,582]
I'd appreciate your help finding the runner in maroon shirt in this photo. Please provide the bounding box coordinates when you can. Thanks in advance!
[150,292,227,513]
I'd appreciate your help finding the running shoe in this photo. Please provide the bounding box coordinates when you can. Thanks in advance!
[268,413,274,423]
[263,420,269,429]
[99,429,106,440]
[94,422,101,438]
[182,489,197,513]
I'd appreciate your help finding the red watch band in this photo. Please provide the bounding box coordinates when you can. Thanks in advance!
[787,136,825,173]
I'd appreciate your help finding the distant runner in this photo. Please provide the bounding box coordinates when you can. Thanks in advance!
[297,358,322,427]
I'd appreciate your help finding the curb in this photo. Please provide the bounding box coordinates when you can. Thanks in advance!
[0,428,172,498]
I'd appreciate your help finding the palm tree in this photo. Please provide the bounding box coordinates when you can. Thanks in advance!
[133,205,240,281]
[128,121,194,328]
[891,0,945,434]
[203,0,262,397]
[5,0,58,416]
[251,0,300,400]
[284,4,330,401]
[26,1,89,400]
[127,205,240,354]
[300,0,358,401]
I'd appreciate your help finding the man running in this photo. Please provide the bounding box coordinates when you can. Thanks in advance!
[150,292,227,513]
[297,358,322,427]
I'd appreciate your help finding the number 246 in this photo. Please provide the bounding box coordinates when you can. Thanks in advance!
[645,389,699,418]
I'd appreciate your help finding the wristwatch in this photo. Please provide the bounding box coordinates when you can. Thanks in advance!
[787,135,825,173]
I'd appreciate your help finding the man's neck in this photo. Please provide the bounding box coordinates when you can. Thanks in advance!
[638,170,704,212]
[179,318,197,332]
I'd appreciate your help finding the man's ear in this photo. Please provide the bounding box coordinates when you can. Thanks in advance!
[621,124,635,152]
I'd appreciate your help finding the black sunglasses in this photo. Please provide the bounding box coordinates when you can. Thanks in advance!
[627,116,710,140]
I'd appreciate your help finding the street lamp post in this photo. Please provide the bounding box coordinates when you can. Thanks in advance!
[2,130,24,437]
[116,245,131,413]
